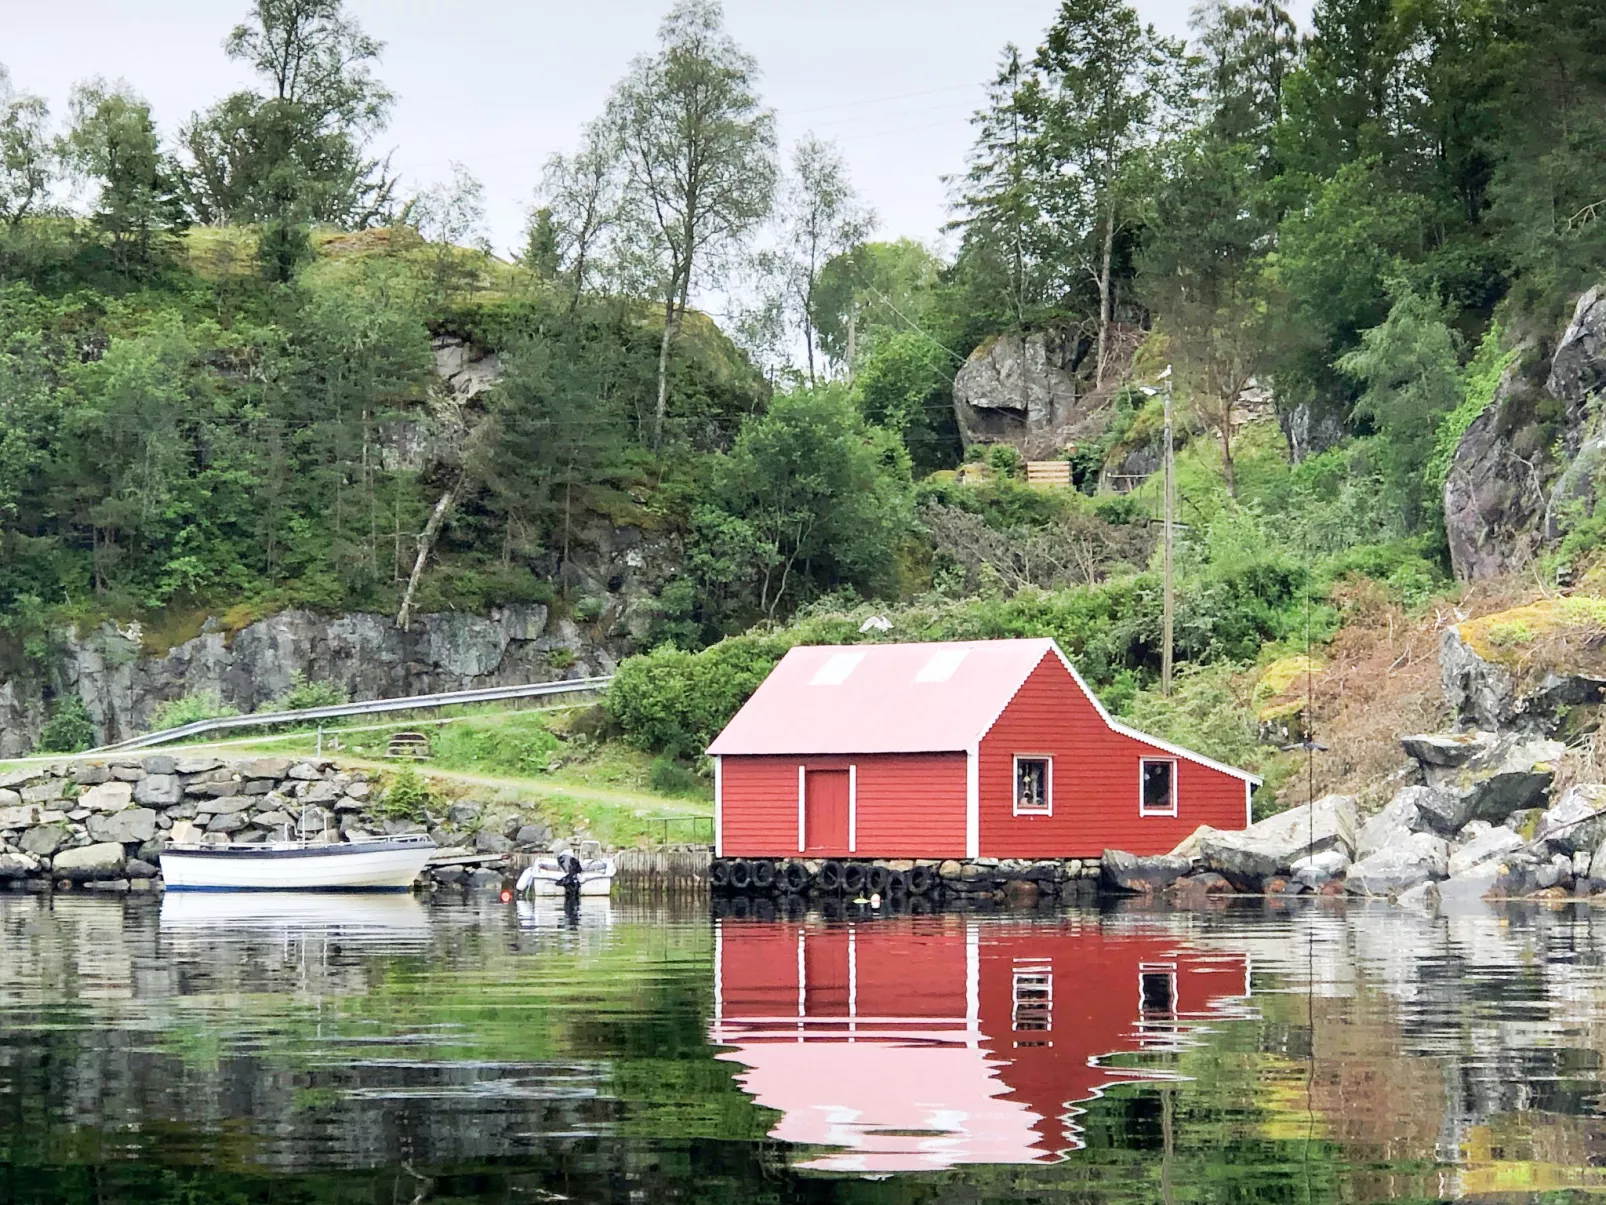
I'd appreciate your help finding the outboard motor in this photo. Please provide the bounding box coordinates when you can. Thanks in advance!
[556,850,583,895]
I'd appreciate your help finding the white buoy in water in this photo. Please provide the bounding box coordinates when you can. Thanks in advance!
[869,892,882,908]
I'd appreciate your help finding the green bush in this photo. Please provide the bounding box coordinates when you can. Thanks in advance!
[152,692,239,732]
[1120,663,1260,771]
[378,766,438,819]
[269,673,348,712]
[36,695,95,753]
[608,633,796,757]
[648,755,708,798]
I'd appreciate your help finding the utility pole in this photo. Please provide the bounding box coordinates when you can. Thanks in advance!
[1161,365,1174,697]
[846,302,858,385]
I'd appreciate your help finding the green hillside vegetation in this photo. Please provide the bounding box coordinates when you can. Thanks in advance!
[3,0,1606,793]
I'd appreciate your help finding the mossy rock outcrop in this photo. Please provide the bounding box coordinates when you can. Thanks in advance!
[1443,597,1606,732]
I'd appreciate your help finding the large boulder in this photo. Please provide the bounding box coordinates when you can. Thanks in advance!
[0,803,65,830]
[1101,849,1193,894]
[1536,784,1606,853]
[1438,861,1503,908]
[53,842,127,881]
[1440,627,1518,733]
[1440,621,1606,734]
[80,781,134,813]
[951,329,1097,456]
[1344,833,1449,897]
[0,851,40,879]
[133,774,183,807]
[87,807,157,845]
[1448,825,1527,877]
[1197,795,1356,888]
[1356,786,1459,856]
[19,823,69,857]
[1428,733,1565,823]
[1402,731,1495,774]
[1291,849,1350,889]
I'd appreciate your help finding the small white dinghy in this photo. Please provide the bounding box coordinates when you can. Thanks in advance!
[160,833,435,892]
[516,850,617,897]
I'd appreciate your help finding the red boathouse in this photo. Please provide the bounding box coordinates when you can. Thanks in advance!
[707,638,1258,860]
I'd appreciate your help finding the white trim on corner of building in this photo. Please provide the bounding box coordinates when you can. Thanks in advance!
[848,763,858,854]
[713,755,723,857]
[966,742,980,860]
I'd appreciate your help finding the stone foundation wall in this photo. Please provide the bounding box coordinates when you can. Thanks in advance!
[0,755,386,892]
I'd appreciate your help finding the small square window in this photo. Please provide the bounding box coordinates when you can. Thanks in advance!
[1140,759,1176,816]
[1014,756,1051,815]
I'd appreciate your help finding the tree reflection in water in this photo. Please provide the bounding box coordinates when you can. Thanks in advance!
[3,893,1606,1202]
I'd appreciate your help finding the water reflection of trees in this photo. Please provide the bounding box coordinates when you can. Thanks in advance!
[9,896,1606,1202]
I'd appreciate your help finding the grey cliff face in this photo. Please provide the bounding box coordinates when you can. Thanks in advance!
[1445,285,1606,580]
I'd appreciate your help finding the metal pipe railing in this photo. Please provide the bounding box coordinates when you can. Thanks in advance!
[91,676,613,753]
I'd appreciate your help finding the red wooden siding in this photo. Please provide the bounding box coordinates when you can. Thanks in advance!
[979,653,1247,858]
[720,753,967,859]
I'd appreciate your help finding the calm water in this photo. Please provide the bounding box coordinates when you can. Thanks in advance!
[4,894,1606,1204]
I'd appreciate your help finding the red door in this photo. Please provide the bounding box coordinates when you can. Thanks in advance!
[805,769,849,853]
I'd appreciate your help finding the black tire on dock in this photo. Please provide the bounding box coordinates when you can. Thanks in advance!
[818,860,844,892]
[866,864,890,894]
[907,865,933,895]
[751,859,777,890]
[842,862,867,894]
[885,869,908,895]
[729,859,752,890]
[781,861,811,893]
[709,859,731,889]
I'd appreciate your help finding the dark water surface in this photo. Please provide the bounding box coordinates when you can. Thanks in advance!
[3,893,1606,1204]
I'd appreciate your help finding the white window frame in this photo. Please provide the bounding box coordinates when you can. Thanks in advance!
[1139,757,1178,818]
[1011,960,1053,1033]
[1012,754,1053,817]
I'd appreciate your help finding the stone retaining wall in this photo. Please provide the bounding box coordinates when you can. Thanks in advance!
[0,755,387,892]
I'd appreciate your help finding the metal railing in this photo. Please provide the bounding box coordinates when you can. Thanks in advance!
[647,815,716,848]
[92,676,613,753]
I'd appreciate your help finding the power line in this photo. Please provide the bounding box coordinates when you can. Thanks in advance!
[787,80,986,118]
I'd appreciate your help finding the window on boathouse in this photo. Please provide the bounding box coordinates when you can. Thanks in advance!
[1140,759,1176,816]
[1014,756,1051,815]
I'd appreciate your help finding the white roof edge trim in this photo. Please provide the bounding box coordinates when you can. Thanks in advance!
[968,640,1262,787]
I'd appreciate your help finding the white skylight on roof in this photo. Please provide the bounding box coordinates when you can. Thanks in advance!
[915,647,969,683]
[810,651,865,686]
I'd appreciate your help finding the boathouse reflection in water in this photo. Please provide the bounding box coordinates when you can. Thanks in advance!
[710,915,1253,1171]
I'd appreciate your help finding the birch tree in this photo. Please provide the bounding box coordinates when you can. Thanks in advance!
[765,134,873,384]
[606,0,776,446]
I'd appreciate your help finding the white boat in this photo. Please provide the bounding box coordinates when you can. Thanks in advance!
[159,834,435,892]
[516,852,617,897]
[160,890,429,936]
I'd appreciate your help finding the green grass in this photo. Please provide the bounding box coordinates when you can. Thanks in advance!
[105,702,716,849]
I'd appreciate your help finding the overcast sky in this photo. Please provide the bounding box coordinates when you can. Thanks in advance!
[8,0,1314,260]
